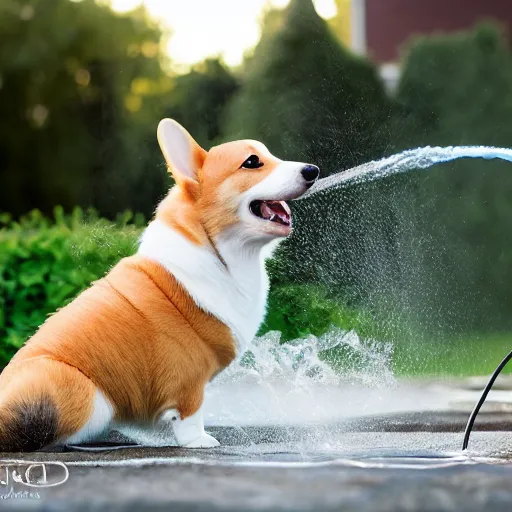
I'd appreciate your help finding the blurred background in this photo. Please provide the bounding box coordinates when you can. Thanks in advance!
[2,0,512,377]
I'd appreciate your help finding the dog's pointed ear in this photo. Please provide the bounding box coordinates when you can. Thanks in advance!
[157,119,206,187]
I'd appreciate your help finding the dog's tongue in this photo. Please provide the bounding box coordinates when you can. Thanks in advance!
[260,201,290,224]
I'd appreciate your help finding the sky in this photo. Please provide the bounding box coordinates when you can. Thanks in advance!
[109,0,338,68]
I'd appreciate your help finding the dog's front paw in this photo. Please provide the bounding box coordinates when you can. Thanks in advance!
[184,433,220,448]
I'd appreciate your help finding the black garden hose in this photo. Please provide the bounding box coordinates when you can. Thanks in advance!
[462,348,512,450]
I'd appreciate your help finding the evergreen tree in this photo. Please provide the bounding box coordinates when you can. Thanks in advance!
[223,0,394,173]
[0,0,169,218]
[223,0,400,314]
[390,23,512,333]
[163,59,239,149]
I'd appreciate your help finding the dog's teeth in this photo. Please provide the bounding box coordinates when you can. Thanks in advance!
[269,214,276,221]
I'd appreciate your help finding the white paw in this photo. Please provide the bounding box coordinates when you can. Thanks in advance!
[184,433,220,448]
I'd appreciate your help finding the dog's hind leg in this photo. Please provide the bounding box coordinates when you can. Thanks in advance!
[0,357,113,452]
[160,386,219,448]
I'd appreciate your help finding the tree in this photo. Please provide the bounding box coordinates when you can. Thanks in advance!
[222,0,400,315]
[223,0,394,173]
[0,0,170,218]
[163,59,239,149]
[390,23,512,334]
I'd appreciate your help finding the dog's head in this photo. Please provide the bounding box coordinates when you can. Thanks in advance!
[156,119,319,246]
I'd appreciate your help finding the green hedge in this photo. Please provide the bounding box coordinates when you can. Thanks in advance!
[0,208,144,365]
[0,208,371,368]
[259,283,375,341]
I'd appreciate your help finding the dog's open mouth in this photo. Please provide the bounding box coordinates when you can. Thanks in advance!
[249,200,291,226]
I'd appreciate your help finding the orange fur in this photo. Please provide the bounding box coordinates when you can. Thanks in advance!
[3,256,235,427]
[0,357,96,442]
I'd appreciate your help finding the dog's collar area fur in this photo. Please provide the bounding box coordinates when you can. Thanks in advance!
[205,228,228,271]
[138,219,276,355]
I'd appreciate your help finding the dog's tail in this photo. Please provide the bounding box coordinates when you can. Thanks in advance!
[0,357,99,452]
[0,395,59,452]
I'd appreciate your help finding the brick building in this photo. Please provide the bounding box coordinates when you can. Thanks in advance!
[337,0,512,87]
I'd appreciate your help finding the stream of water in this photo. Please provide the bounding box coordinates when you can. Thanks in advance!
[301,145,512,198]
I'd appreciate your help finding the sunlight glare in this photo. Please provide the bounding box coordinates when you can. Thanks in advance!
[110,0,141,12]
[109,0,336,67]
[313,0,337,19]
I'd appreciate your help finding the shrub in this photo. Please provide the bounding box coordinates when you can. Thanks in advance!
[259,282,376,342]
[0,207,143,366]
[0,207,379,368]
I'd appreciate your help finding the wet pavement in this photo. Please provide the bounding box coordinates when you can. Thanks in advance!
[1,378,512,511]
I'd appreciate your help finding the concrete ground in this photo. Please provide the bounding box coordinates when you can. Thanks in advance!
[1,378,512,511]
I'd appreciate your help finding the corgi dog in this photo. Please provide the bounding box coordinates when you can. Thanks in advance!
[0,119,319,451]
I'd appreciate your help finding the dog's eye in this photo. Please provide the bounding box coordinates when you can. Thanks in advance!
[241,155,264,169]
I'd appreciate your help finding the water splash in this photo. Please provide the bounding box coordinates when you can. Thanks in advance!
[215,329,395,387]
[117,329,399,445]
[203,329,399,427]
[302,145,512,198]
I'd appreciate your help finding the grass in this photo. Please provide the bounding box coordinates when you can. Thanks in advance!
[392,333,512,377]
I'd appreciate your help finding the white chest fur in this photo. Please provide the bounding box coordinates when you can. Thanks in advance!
[138,220,274,354]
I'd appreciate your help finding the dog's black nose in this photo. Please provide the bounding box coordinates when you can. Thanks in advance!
[301,165,320,184]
